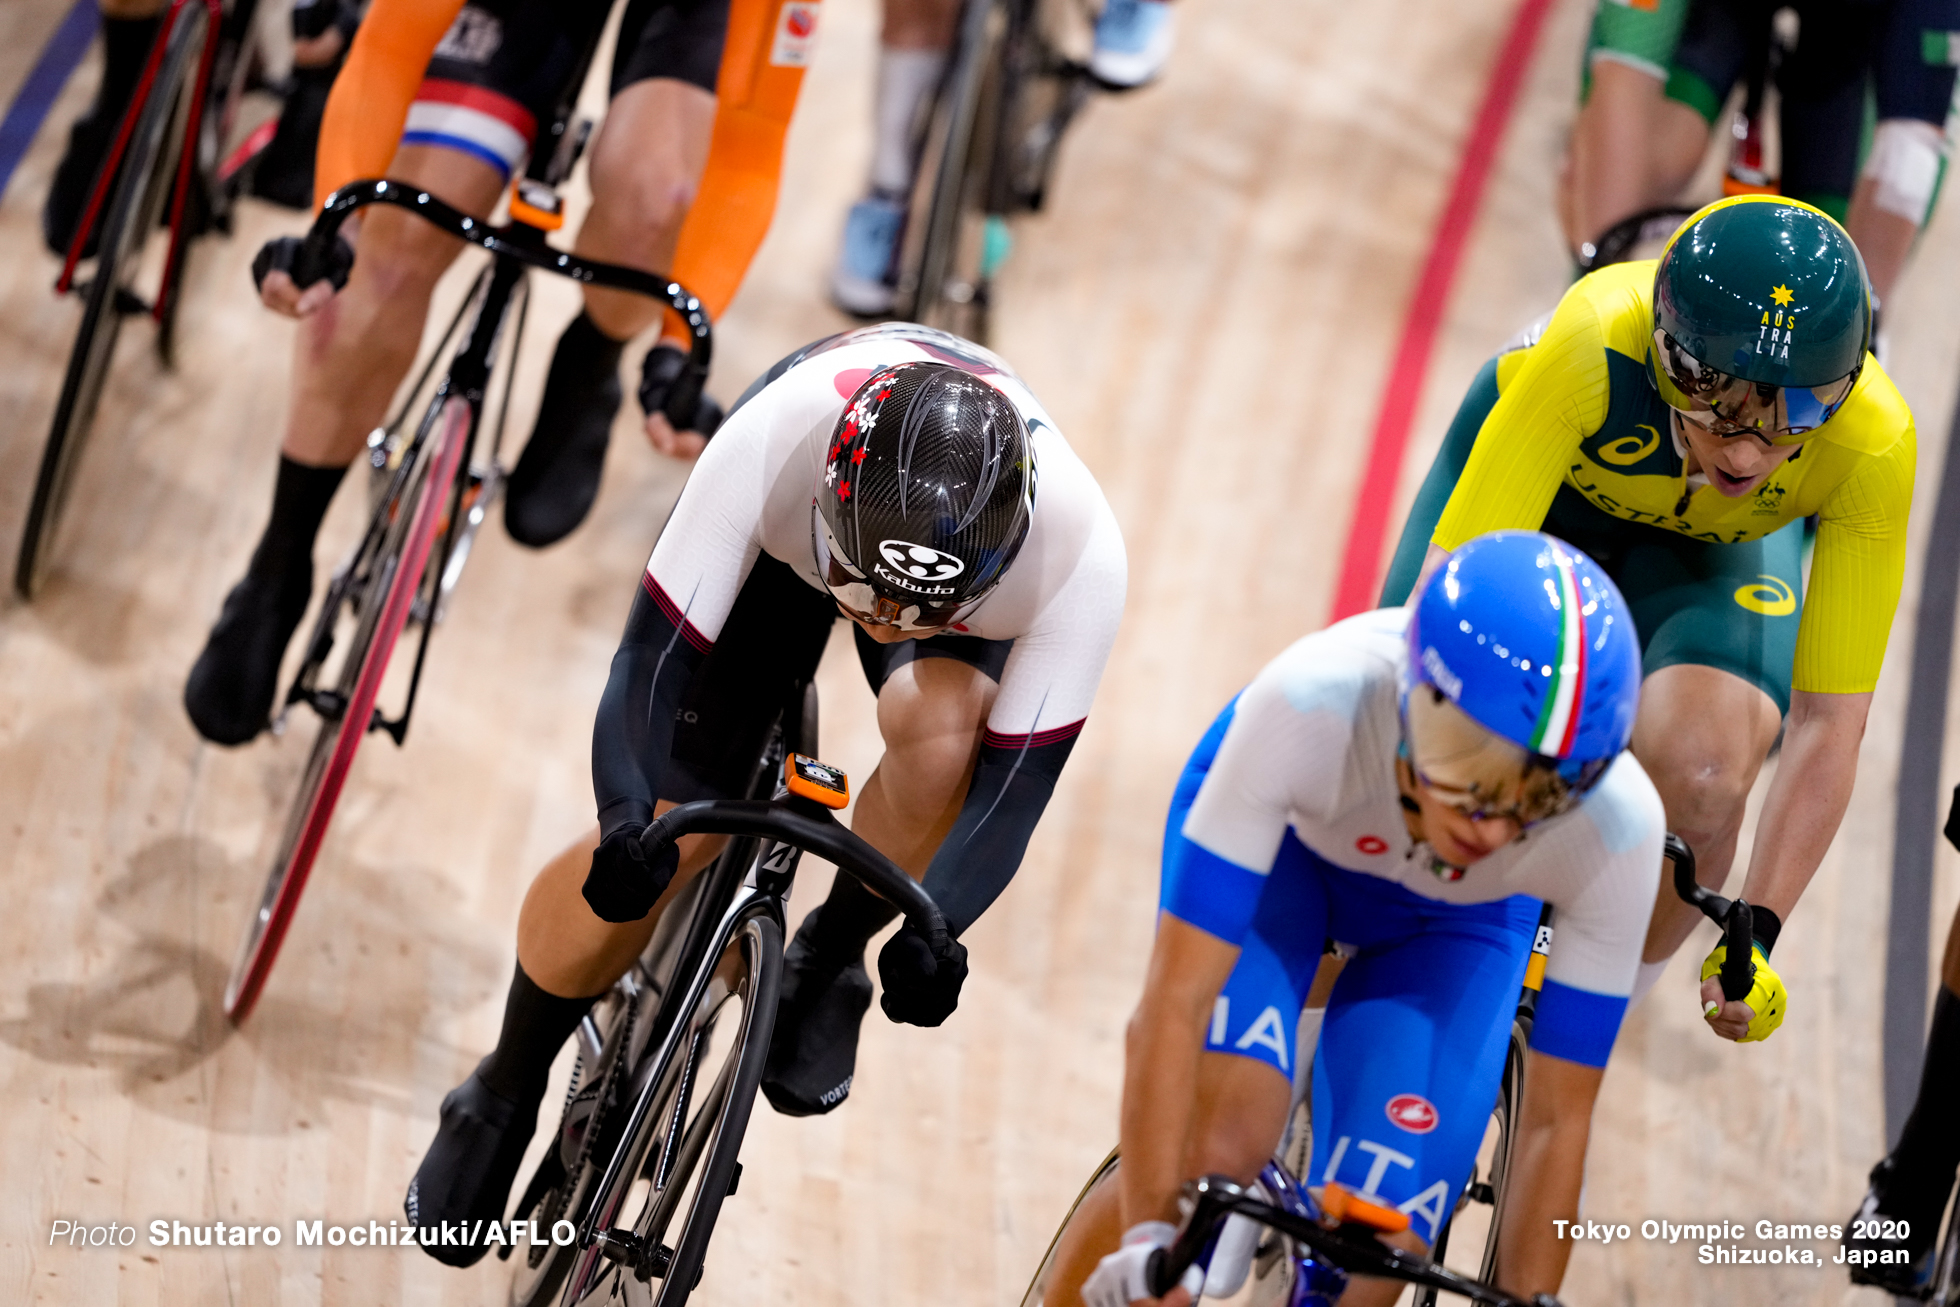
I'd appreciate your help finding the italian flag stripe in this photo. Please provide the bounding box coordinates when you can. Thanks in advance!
[1529,548,1586,757]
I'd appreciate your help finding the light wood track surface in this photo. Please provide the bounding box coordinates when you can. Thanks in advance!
[1,0,1958,1303]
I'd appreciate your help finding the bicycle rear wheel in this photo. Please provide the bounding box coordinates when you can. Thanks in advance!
[904,0,1009,343]
[222,392,474,1022]
[544,906,783,1307]
[1414,1023,1526,1304]
[15,4,206,599]
[1018,1149,1119,1307]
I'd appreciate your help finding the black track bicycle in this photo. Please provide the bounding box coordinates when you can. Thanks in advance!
[899,0,1134,343]
[18,0,279,597]
[1019,834,1752,1305]
[220,175,713,1022]
[500,695,959,1307]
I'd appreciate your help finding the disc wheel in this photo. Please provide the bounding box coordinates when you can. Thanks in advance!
[1413,1023,1526,1305]
[904,0,1008,344]
[222,393,473,1022]
[16,4,206,598]
[540,907,782,1307]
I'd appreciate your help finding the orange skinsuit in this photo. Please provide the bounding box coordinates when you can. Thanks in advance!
[310,0,811,324]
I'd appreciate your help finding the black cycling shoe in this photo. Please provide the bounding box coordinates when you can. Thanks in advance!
[504,314,624,548]
[182,562,313,746]
[1842,1159,1938,1294]
[761,917,874,1117]
[250,62,338,211]
[404,1062,541,1267]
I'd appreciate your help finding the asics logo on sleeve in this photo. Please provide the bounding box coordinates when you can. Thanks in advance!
[878,541,966,587]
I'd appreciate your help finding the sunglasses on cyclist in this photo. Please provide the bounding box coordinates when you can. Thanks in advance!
[1652,330,1859,444]
[1403,688,1597,829]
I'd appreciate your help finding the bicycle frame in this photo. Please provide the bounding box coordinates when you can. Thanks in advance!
[278,181,714,745]
[548,790,951,1298]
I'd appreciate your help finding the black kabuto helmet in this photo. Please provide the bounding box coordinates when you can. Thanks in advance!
[812,361,1036,631]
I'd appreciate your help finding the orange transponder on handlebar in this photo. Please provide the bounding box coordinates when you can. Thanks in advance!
[786,754,849,809]
[1318,1183,1411,1233]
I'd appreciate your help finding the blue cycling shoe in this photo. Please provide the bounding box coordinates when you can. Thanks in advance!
[829,194,905,318]
[1089,0,1175,89]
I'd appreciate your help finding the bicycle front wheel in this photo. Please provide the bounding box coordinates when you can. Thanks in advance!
[1018,1149,1119,1307]
[222,393,474,1021]
[1415,1022,1526,1304]
[16,3,206,598]
[549,906,783,1307]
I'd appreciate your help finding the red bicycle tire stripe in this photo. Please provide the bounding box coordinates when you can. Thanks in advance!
[1326,0,1557,621]
[226,399,472,1020]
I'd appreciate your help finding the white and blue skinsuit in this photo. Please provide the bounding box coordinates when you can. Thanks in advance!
[1160,608,1663,1241]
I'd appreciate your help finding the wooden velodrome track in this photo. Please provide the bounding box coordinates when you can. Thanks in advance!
[2,0,1958,1301]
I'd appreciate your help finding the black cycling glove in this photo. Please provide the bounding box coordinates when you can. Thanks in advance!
[252,233,355,297]
[876,922,969,1027]
[581,823,680,923]
[638,341,724,438]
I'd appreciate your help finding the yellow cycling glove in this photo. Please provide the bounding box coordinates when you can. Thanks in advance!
[1700,941,1786,1042]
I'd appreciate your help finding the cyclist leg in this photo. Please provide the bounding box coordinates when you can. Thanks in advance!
[1561,0,1692,254]
[1848,0,1960,312]
[504,0,726,545]
[185,0,602,745]
[42,0,166,256]
[409,554,836,1256]
[1649,0,1767,206]
[830,0,960,315]
[1772,0,1873,224]
[761,628,1007,1114]
[1306,878,1538,1304]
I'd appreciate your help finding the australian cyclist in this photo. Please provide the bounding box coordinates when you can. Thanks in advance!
[1043,532,1660,1306]
[1381,195,1914,1045]
[401,324,1127,1264]
[182,0,815,746]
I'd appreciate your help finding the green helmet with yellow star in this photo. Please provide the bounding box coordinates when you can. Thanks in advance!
[1649,194,1872,442]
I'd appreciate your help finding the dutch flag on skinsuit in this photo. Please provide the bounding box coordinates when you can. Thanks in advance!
[1528,545,1586,759]
[402,79,536,179]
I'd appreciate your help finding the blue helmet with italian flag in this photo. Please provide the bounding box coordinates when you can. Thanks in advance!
[1402,531,1641,826]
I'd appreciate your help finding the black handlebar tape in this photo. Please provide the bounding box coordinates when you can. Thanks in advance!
[1143,1247,1171,1300]
[635,799,950,952]
[300,180,712,372]
[1664,832,1698,906]
[1719,900,1756,1003]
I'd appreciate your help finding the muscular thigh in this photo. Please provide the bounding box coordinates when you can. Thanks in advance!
[867,644,1001,802]
[1310,880,1537,1247]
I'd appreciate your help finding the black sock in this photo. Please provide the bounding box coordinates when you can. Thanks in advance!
[477,963,604,1106]
[247,456,346,582]
[95,15,163,125]
[802,873,900,964]
[1886,985,1960,1210]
